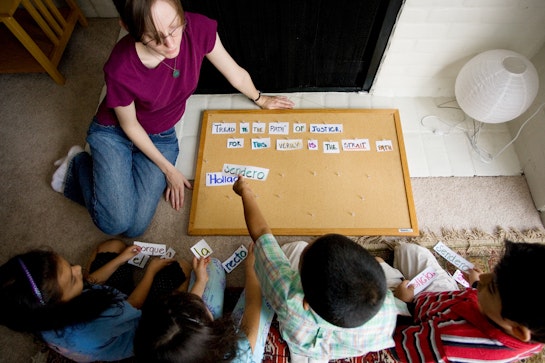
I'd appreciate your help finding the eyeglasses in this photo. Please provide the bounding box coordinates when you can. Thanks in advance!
[142,22,186,46]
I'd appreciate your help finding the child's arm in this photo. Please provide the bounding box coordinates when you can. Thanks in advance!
[465,267,483,287]
[126,258,174,309]
[188,256,210,298]
[87,245,141,284]
[240,243,262,351]
[232,175,271,241]
[394,279,416,303]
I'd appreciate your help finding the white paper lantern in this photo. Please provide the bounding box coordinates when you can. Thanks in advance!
[455,49,539,124]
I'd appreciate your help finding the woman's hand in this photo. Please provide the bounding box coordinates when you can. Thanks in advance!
[394,279,415,303]
[164,167,192,211]
[256,95,295,110]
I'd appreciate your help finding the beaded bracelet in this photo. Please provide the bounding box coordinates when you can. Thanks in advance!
[253,91,262,103]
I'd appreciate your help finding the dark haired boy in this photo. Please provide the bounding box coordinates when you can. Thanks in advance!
[233,176,409,362]
[384,240,545,362]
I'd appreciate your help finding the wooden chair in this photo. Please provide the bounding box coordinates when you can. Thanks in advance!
[0,0,88,85]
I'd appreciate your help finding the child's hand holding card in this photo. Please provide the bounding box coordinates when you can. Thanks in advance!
[191,239,213,259]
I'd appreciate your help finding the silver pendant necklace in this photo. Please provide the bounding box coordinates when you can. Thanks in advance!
[160,57,180,78]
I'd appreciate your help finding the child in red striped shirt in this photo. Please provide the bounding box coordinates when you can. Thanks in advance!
[382,240,545,363]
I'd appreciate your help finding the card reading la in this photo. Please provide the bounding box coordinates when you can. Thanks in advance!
[190,239,213,258]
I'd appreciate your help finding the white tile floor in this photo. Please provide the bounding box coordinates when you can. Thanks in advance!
[176,92,522,180]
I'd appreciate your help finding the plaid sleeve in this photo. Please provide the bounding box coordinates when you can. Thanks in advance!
[253,234,299,314]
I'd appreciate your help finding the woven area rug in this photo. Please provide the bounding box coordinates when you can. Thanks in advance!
[43,228,545,363]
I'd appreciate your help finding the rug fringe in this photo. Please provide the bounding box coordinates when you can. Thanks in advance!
[354,227,545,252]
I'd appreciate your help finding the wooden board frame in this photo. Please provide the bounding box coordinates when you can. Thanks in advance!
[189,109,418,236]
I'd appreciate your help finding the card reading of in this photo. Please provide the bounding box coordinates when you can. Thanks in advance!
[128,253,150,268]
[433,241,474,272]
[222,245,248,273]
[407,267,438,294]
[134,241,167,256]
[191,239,213,258]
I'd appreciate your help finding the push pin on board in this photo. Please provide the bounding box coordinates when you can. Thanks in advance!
[335,171,341,176]
[311,170,317,176]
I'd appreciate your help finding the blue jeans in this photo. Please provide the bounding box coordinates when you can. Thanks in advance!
[64,120,179,237]
[188,258,226,319]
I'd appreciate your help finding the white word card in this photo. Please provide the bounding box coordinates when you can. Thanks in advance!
[323,141,340,153]
[191,239,214,258]
[269,122,289,134]
[251,137,271,150]
[134,241,167,256]
[308,139,319,150]
[222,245,248,273]
[376,140,393,152]
[128,253,150,268]
[453,269,470,288]
[160,247,176,259]
[206,172,237,186]
[433,241,474,272]
[309,124,343,133]
[276,139,303,151]
[227,138,244,148]
[408,267,438,294]
[342,139,370,151]
[212,122,236,134]
[223,163,269,181]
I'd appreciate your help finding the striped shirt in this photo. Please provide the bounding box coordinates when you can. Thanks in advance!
[393,288,543,363]
[254,234,409,360]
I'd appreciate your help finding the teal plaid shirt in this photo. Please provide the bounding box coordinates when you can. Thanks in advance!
[254,234,408,360]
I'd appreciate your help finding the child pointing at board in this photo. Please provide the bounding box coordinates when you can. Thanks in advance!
[232,175,409,362]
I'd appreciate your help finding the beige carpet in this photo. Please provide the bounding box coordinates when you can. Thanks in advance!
[0,18,544,363]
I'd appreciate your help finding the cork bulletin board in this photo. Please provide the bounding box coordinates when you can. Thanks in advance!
[188,109,418,236]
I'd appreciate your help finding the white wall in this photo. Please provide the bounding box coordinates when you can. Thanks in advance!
[509,44,545,220]
[371,0,545,97]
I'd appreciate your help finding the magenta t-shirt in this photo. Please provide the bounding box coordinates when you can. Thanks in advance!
[95,12,217,134]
